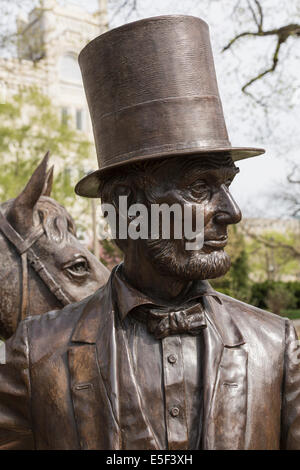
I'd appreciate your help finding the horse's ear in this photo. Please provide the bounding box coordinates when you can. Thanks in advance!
[7,151,50,235]
[42,165,54,197]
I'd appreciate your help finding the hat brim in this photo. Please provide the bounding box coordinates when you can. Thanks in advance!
[75,146,265,198]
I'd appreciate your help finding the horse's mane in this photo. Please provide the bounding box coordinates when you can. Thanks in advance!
[1,196,76,244]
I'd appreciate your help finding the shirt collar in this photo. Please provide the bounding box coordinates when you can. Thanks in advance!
[112,263,220,321]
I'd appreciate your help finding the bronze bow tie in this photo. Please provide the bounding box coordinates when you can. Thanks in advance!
[133,301,208,339]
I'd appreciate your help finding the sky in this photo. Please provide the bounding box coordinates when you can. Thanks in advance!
[10,0,300,218]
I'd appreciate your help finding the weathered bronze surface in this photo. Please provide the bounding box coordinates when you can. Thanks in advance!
[0,15,299,450]
[0,153,109,339]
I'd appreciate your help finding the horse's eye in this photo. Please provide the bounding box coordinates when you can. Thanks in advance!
[65,257,89,278]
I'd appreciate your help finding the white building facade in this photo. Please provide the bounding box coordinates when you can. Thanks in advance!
[0,0,108,137]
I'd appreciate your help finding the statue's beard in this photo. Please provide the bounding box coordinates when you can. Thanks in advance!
[144,238,231,280]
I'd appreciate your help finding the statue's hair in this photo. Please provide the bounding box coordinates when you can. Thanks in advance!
[1,196,76,244]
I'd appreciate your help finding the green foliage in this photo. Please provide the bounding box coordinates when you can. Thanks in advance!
[229,249,251,300]
[211,224,300,311]
[266,283,297,315]
[246,230,299,282]
[211,225,251,302]
[0,87,93,218]
[251,281,300,310]
[281,310,300,320]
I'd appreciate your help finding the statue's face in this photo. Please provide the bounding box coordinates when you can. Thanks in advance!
[141,158,242,280]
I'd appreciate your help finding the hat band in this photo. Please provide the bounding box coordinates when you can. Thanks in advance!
[92,95,230,168]
[98,95,221,120]
[101,141,232,167]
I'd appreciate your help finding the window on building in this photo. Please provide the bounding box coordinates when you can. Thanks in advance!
[76,108,84,130]
[61,107,69,125]
[59,53,82,84]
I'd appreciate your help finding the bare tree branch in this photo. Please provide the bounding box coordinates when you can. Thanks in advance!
[124,0,137,21]
[110,0,138,21]
[242,226,300,258]
[222,31,260,51]
[287,166,300,184]
[223,0,300,99]
[247,0,260,30]
[0,1,50,62]
[254,0,263,30]
[241,36,281,94]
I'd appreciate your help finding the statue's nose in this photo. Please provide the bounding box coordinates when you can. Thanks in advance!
[213,185,242,225]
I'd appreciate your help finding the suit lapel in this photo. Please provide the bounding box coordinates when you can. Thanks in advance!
[68,271,158,450]
[68,278,121,450]
[202,295,248,450]
[114,317,159,450]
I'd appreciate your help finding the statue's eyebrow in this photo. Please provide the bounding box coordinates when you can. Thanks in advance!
[184,166,240,183]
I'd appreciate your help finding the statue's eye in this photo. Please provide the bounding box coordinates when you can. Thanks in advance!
[190,181,210,198]
[64,257,89,278]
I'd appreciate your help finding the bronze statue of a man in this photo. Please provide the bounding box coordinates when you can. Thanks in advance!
[0,15,300,450]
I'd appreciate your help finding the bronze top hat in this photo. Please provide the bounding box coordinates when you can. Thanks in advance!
[75,15,265,198]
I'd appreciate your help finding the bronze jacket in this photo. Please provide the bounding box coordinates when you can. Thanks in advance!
[0,273,300,450]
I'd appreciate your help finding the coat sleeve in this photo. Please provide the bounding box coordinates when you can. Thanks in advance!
[280,319,300,449]
[0,319,35,449]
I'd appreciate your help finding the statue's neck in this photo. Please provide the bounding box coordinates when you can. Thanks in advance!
[122,248,192,305]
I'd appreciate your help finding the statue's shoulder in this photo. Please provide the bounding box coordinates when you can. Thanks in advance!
[216,291,288,334]
[25,295,89,335]
[23,284,108,359]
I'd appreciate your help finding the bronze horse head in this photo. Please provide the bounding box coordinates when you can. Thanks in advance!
[0,153,110,339]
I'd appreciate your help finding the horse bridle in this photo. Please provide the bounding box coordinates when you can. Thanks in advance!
[0,209,72,322]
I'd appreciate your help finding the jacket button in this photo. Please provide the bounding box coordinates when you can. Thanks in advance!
[168,354,177,364]
[170,406,180,417]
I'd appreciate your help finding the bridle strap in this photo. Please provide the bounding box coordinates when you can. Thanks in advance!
[0,211,44,255]
[20,252,29,322]
[0,209,73,319]
[27,250,72,306]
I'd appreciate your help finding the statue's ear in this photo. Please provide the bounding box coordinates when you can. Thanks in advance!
[111,183,144,220]
[42,164,54,197]
[112,184,133,210]
[7,151,50,236]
